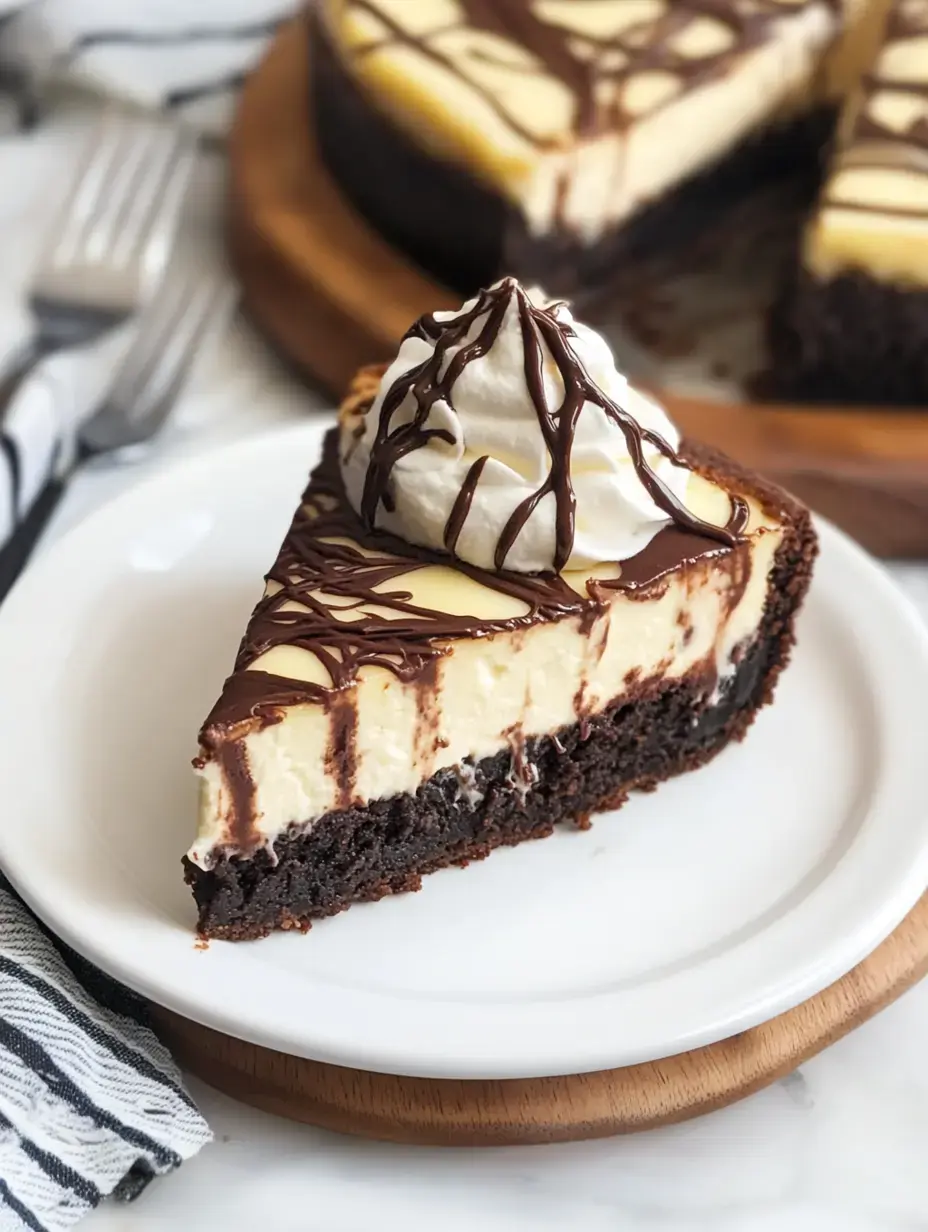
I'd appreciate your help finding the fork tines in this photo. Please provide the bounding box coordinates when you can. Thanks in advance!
[35,106,197,317]
[80,267,237,455]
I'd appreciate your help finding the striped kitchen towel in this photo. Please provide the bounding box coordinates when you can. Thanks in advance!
[0,0,293,135]
[0,8,292,1223]
[0,0,292,578]
[0,875,211,1230]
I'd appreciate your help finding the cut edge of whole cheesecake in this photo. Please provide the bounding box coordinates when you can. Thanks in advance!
[185,305,818,941]
[767,0,928,405]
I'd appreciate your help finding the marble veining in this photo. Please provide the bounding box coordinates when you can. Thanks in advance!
[87,984,928,1230]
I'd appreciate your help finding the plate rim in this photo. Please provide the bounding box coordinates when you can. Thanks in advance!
[2,422,928,1079]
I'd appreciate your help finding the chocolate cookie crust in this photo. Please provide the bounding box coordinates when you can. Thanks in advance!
[766,269,928,406]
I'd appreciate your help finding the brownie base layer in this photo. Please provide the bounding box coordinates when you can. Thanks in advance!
[309,11,832,300]
[185,501,815,942]
[764,269,928,406]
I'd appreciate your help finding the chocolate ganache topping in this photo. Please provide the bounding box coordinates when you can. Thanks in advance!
[342,277,746,574]
[826,0,928,220]
[340,0,844,148]
[202,281,750,746]
[322,0,850,249]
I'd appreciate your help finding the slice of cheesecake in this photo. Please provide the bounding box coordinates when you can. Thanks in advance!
[769,0,928,404]
[185,279,816,941]
[311,0,877,296]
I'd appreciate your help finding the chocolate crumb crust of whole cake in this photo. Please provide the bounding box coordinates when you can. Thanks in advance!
[186,280,817,942]
[766,269,928,403]
[309,0,847,297]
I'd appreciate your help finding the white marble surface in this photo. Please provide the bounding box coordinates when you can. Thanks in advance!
[4,109,928,1232]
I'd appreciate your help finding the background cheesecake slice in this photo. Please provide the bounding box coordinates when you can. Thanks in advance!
[769,0,928,404]
[185,281,816,941]
[310,0,878,297]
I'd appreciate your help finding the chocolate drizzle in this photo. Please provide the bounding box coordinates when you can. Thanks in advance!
[343,0,841,149]
[360,279,747,573]
[412,658,442,773]
[209,430,581,732]
[203,426,751,745]
[443,454,488,553]
[217,741,257,852]
[199,280,760,865]
[824,0,928,219]
[325,689,358,811]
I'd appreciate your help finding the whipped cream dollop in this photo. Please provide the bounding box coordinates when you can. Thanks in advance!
[340,278,699,574]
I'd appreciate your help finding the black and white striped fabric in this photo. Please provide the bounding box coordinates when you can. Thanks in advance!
[0,1,293,134]
[0,6,294,1221]
[0,0,293,575]
[0,876,211,1230]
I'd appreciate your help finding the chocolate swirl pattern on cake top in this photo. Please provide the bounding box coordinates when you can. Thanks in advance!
[824,0,928,219]
[339,0,843,146]
[205,280,749,742]
[200,425,753,843]
[206,431,744,729]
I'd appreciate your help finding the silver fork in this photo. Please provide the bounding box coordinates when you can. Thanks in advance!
[0,264,237,601]
[80,267,237,458]
[0,106,197,420]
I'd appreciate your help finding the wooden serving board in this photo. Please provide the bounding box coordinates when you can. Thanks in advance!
[227,19,928,559]
[154,892,928,1145]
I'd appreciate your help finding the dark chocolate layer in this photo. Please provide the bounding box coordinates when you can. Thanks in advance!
[310,7,833,297]
[186,457,816,941]
[765,268,928,405]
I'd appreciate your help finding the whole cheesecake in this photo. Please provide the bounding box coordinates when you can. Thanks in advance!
[185,278,817,940]
[309,0,884,296]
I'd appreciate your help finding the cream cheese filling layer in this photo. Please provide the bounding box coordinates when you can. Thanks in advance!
[326,0,846,242]
[190,480,781,866]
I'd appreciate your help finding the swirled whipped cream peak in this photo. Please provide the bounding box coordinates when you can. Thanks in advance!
[340,277,737,574]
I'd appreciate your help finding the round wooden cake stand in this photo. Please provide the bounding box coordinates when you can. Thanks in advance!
[227,18,928,558]
[153,892,928,1146]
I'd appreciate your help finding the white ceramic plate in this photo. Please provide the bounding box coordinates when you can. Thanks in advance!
[1,422,927,1080]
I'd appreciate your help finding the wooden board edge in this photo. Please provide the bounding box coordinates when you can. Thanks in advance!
[153,892,928,1146]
